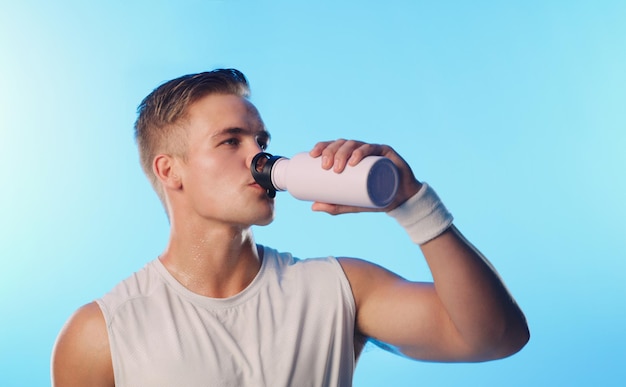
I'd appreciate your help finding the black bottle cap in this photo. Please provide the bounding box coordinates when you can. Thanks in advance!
[250,152,284,198]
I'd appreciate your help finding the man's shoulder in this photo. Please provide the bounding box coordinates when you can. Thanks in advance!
[96,260,159,319]
[58,302,107,336]
[51,302,114,386]
[264,245,340,271]
[264,246,352,294]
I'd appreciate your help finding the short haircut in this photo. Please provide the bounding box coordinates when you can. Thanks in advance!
[134,69,251,208]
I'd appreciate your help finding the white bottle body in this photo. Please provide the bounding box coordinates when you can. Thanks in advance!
[270,152,399,208]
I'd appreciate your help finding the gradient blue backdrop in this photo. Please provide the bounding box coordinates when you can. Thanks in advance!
[1,1,625,386]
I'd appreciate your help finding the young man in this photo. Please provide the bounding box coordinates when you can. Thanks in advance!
[52,69,529,386]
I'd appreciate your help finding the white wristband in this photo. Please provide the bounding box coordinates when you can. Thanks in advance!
[387,183,454,245]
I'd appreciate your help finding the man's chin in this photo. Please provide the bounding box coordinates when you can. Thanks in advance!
[254,214,275,227]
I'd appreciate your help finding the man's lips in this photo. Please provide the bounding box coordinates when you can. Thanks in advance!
[249,182,266,191]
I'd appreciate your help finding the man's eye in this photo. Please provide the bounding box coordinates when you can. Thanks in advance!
[257,135,270,150]
[223,138,240,146]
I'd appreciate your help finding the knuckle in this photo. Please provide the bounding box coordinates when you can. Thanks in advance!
[352,146,366,156]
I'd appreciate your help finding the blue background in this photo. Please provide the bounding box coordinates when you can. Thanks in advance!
[1,1,625,386]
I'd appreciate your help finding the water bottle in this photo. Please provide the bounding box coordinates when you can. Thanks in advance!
[250,152,399,208]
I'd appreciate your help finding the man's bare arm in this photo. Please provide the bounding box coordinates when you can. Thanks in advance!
[51,302,114,386]
[340,226,529,362]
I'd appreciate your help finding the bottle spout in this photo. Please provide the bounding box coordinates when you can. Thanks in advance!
[250,152,285,198]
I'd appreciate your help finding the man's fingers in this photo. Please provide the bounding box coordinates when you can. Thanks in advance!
[310,139,392,173]
[309,141,333,157]
[311,202,384,215]
[347,143,386,166]
[310,139,347,169]
[329,140,362,172]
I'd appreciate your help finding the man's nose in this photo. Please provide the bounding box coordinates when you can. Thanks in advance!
[246,142,266,169]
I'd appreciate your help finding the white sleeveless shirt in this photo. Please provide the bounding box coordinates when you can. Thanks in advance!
[96,246,356,387]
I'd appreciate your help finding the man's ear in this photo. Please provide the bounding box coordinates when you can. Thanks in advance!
[153,154,182,189]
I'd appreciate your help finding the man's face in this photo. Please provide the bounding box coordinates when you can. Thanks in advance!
[174,93,275,227]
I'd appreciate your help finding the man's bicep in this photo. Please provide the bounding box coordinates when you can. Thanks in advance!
[51,302,114,387]
[338,258,473,362]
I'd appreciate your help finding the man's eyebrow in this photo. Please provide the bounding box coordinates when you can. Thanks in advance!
[211,127,247,137]
[212,127,271,139]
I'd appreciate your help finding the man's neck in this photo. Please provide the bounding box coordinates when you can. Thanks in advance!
[159,222,262,298]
